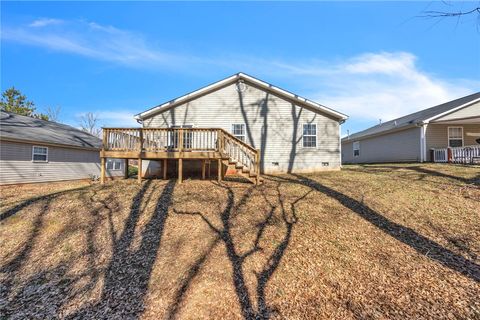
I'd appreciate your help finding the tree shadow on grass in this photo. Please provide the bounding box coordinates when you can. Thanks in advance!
[267,174,480,283]
[69,179,176,319]
[1,180,177,319]
[0,185,90,221]
[0,197,53,312]
[354,164,480,187]
[168,181,310,320]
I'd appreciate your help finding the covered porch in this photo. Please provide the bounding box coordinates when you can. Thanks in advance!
[431,145,480,164]
[427,116,480,164]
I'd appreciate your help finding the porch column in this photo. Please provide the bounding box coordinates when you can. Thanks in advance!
[100,157,105,185]
[137,158,142,183]
[202,160,206,180]
[178,158,183,183]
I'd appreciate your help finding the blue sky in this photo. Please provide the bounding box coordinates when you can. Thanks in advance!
[1,1,479,135]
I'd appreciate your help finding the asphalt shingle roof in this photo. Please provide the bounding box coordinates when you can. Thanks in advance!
[345,92,480,141]
[0,111,102,149]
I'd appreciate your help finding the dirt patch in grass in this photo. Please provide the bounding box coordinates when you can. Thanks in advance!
[0,164,479,319]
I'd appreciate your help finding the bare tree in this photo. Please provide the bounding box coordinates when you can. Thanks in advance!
[45,106,61,122]
[419,1,480,28]
[79,112,102,137]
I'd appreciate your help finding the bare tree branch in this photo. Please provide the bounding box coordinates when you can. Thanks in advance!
[45,106,61,122]
[79,112,102,137]
[420,7,480,18]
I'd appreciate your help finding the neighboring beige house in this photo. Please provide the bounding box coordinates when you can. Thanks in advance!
[0,111,125,185]
[131,72,348,177]
[342,92,480,164]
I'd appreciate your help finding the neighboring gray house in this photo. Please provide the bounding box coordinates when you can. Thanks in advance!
[342,92,480,164]
[0,111,125,185]
[132,73,348,176]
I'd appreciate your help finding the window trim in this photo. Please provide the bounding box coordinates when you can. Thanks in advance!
[231,123,246,142]
[447,126,464,148]
[106,159,122,171]
[302,123,317,148]
[353,141,360,157]
[32,145,48,163]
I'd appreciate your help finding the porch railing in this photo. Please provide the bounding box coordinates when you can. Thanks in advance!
[431,145,480,164]
[102,127,261,176]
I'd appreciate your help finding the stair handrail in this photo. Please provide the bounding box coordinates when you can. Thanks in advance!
[218,129,260,179]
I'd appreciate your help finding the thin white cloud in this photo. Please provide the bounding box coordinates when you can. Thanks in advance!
[3,19,188,68]
[28,18,64,28]
[269,52,479,123]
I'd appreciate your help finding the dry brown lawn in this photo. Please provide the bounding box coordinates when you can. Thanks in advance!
[0,164,479,319]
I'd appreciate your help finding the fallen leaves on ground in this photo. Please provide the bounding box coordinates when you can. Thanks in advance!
[0,164,479,319]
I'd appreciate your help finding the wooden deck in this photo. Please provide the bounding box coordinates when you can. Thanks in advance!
[100,128,260,184]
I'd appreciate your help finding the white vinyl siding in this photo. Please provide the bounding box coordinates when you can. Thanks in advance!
[448,127,463,147]
[302,123,317,148]
[0,141,124,185]
[342,127,421,164]
[143,83,341,173]
[32,146,48,162]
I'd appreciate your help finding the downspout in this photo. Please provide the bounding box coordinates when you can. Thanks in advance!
[339,119,346,168]
[423,123,428,162]
[418,123,427,162]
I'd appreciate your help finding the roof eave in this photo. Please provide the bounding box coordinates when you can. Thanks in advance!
[341,122,419,142]
[421,97,480,124]
[135,73,349,121]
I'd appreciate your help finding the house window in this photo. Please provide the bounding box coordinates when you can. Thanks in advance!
[232,124,245,141]
[353,141,360,157]
[448,127,463,147]
[303,123,317,148]
[32,146,48,162]
[106,159,122,170]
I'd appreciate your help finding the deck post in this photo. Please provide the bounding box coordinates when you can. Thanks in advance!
[202,160,206,180]
[179,129,184,152]
[178,158,183,183]
[217,159,222,182]
[163,159,167,180]
[100,157,106,184]
[218,129,223,153]
[139,129,144,152]
[124,159,129,179]
[137,158,142,183]
[255,149,260,185]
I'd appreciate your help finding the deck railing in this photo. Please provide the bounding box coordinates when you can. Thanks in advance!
[431,145,480,164]
[102,127,260,176]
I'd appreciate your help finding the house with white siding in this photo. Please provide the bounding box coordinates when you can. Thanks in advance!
[0,111,125,185]
[100,73,348,184]
[342,92,480,164]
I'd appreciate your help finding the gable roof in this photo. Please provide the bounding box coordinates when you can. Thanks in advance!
[343,92,480,141]
[0,111,102,150]
[135,72,348,121]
